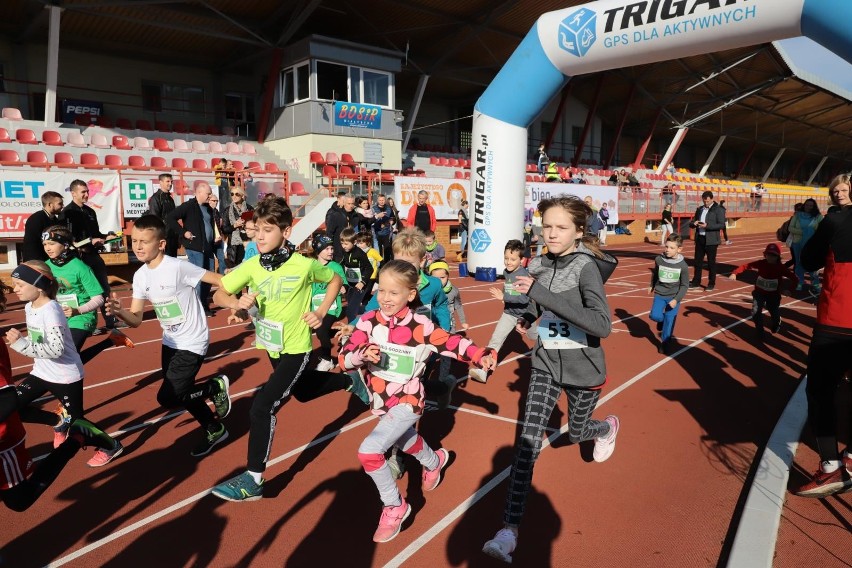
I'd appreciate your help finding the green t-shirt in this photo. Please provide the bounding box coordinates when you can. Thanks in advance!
[221,253,334,356]
[310,261,346,318]
[47,257,104,332]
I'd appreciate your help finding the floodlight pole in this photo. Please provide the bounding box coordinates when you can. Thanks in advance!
[699,135,726,176]
[44,6,61,126]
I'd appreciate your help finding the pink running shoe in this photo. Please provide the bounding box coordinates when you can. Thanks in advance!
[53,405,71,449]
[372,498,411,543]
[483,528,517,563]
[593,415,620,463]
[422,448,450,492]
[87,442,124,468]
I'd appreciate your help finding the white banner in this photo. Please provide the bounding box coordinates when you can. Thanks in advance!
[393,177,470,221]
[524,183,618,225]
[0,170,121,238]
[121,174,220,218]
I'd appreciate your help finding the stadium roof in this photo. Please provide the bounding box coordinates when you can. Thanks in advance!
[9,0,852,171]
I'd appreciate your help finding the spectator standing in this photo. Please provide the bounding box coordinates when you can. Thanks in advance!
[536,144,548,176]
[826,173,851,214]
[386,197,401,234]
[167,181,216,315]
[598,203,610,245]
[62,180,116,329]
[372,193,396,261]
[688,191,726,291]
[208,194,226,275]
[531,210,544,257]
[788,198,823,293]
[406,190,436,233]
[660,203,674,246]
[222,187,253,268]
[750,183,765,212]
[355,196,374,233]
[23,192,63,262]
[719,200,732,245]
[148,174,178,256]
[326,194,362,262]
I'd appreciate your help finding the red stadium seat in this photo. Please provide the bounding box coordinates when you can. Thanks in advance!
[97,117,114,128]
[309,152,325,166]
[190,124,206,135]
[172,158,188,169]
[104,154,123,167]
[155,121,170,132]
[153,138,171,151]
[265,162,279,172]
[172,122,188,133]
[128,155,146,168]
[54,152,74,166]
[429,156,440,165]
[454,171,464,179]
[42,130,63,146]
[150,156,167,168]
[192,158,209,169]
[0,128,9,143]
[340,153,356,166]
[211,157,222,167]
[231,160,244,170]
[112,135,131,150]
[136,119,153,131]
[290,182,309,196]
[325,152,339,165]
[80,153,99,166]
[247,161,262,170]
[0,150,21,164]
[26,151,48,164]
[322,164,338,181]
[15,129,37,144]
[115,118,132,130]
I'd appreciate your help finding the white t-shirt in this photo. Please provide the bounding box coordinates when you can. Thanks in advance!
[132,255,209,356]
[26,301,84,384]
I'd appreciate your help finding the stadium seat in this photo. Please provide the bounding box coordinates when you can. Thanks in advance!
[128,155,146,168]
[325,152,339,166]
[155,121,170,132]
[173,139,190,152]
[136,119,153,131]
[133,137,152,150]
[439,157,449,166]
[97,117,114,128]
[290,181,309,196]
[208,141,224,154]
[112,135,131,150]
[115,118,132,130]
[190,124,205,135]
[90,134,110,149]
[231,160,244,170]
[26,151,48,164]
[172,122,188,133]
[0,150,21,164]
[265,162,279,172]
[242,143,257,155]
[104,154,123,167]
[464,171,471,180]
[322,164,338,181]
[448,158,460,167]
[191,158,208,169]
[54,152,74,166]
[0,128,9,143]
[210,157,222,167]
[67,132,87,148]
[172,157,188,169]
[205,125,222,135]
[191,140,208,154]
[150,156,167,168]
[338,165,355,178]
[153,138,171,151]
[2,107,23,120]
[15,129,37,144]
[454,170,464,179]
[340,153,356,166]
[429,156,440,165]
[309,152,325,166]
[225,142,242,154]
[247,161,262,170]
[42,130,63,146]
[80,153,99,166]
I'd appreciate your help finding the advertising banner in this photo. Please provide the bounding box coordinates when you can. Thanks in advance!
[0,171,121,238]
[524,183,618,225]
[333,101,383,129]
[121,174,220,219]
[393,177,469,221]
[61,99,104,124]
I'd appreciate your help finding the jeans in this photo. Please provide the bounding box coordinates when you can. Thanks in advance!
[214,242,226,275]
[459,230,468,256]
[185,249,214,309]
[649,295,680,343]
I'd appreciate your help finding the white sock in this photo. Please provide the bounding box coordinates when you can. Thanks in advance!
[821,460,840,473]
[248,470,263,484]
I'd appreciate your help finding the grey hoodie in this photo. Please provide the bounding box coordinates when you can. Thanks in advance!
[522,242,617,388]
[650,253,690,302]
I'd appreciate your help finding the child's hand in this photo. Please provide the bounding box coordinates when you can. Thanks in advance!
[332,323,355,340]
[648,287,654,295]
[361,344,381,363]
[227,309,246,325]
[728,274,737,281]
[513,275,535,295]
[5,328,21,345]
[105,293,120,316]
[62,305,75,318]
[515,317,531,335]
[302,311,322,329]
[355,282,365,291]
[479,355,496,372]
[237,292,258,311]
[489,287,502,300]
[668,299,677,309]
[461,323,469,331]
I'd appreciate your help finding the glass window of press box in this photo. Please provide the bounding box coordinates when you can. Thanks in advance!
[279,61,393,109]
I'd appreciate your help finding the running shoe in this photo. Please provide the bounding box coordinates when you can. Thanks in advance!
[53,405,71,449]
[372,498,411,543]
[346,371,371,406]
[315,358,335,372]
[190,423,229,457]
[210,375,231,419]
[794,465,851,497]
[593,415,620,463]
[771,320,782,334]
[422,448,450,492]
[68,418,124,467]
[212,471,264,502]
[468,368,488,383]
[483,528,517,564]
[87,441,125,468]
[109,328,135,348]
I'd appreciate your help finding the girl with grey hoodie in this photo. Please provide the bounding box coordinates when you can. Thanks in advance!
[483,195,619,564]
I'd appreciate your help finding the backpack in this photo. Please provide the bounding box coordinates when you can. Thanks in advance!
[776,217,791,242]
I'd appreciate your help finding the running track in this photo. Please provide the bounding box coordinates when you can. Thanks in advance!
[1,233,848,568]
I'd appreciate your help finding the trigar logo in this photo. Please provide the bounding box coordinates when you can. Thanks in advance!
[470,228,492,253]
[558,7,596,57]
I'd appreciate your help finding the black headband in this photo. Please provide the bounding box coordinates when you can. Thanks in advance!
[41,230,73,247]
[11,264,54,291]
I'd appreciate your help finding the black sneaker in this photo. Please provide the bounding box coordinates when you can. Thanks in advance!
[191,424,229,457]
[705,285,715,291]
[210,375,231,419]
[772,320,782,334]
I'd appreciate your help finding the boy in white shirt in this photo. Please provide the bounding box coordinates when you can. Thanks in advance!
[106,215,232,457]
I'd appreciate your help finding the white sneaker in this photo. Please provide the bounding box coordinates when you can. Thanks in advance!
[468,368,488,383]
[315,358,334,372]
[726,240,733,245]
[483,528,517,563]
[593,415,620,463]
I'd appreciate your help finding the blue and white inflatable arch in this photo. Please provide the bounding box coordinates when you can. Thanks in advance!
[467,0,851,271]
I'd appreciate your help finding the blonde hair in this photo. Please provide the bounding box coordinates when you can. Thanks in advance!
[538,195,605,259]
[379,259,419,291]
[828,173,851,206]
[391,228,427,258]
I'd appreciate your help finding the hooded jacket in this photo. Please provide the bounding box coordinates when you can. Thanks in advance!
[522,242,617,388]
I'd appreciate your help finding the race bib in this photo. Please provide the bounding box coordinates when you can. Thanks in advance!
[504,280,520,296]
[657,265,681,284]
[368,342,418,383]
[345,267,362,282]
[537,311,588,350]
[756,277,779,292]
[152,296,185,326]
[57,293,79,310]
[311,293,326,311]
[255,317,284,352]
[27,325,45,344]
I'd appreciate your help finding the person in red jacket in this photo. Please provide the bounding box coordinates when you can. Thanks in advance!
[728,242,797,339]
[406,190,436,233]
[794,206,852,497]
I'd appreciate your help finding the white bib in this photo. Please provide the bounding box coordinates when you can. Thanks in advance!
[345,267,362,282]
[504,280,520,296]
[57,293,79,310]
[255,317,284,352]
[152,296,185,326]
[27,325,45,345]
[311,293,326,311]
[368,342,418,384]
[756,276,779,292]
[657,265,681,284]
[537,311,588,350]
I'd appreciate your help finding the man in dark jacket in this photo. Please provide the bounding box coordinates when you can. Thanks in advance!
[148,173,177,256]
[688,191,726,291]
[371,193,396,261]
[167,181,215,314]
[326,193,361,262]
[63,179,117,328]
[22,191,63,261]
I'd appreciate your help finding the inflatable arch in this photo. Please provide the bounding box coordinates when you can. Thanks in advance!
[467,0,851,271]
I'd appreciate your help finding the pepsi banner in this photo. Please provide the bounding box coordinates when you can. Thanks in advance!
[61,99,104,124]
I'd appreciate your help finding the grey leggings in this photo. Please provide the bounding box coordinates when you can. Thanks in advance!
[504,368,610,527]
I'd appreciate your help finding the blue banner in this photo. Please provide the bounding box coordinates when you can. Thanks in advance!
[333,101,382,129]
[61,99,104,123]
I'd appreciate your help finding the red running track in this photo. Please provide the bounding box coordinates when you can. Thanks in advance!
[1,233,847,567]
